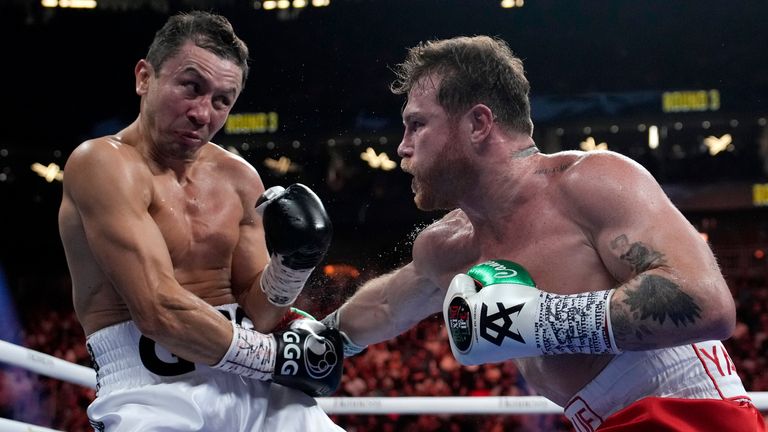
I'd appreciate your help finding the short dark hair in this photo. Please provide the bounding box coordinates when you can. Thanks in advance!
[391,35,533,136]
[146,11,250,88]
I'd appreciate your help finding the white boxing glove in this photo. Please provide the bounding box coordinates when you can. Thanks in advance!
[443,260,620,365]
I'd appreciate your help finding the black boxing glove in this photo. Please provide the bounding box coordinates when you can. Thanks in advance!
[257,184,332,306]
[211,317,343,397]
[273,319,343,397]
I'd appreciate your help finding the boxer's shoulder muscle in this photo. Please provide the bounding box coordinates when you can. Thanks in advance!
[558,150,652,199]
[558,150,664,229]
[64,137,153,210]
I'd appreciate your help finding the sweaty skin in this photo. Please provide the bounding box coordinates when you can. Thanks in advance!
[59,42,282,366]
[335,78,734,406]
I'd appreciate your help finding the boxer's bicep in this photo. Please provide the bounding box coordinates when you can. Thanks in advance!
[67,145,178,321]
[566,153,733,350]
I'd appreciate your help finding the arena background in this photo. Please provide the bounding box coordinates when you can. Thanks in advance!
[0,0,767,430]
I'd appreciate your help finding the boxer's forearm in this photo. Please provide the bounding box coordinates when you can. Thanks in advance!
[609,270,735,351]
[337,262,442,346]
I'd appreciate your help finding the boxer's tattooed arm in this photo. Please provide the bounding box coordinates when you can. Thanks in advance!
[611,276,702,349]
[610,234,665,274]
[624,275,701,327]
[621,275,701,332]
[609,235,702,349]
[610,308,652,346]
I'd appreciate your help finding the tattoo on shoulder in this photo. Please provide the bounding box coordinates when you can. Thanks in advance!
[534,163,571,176]
[610,234,666,273]
[623,275,702,330]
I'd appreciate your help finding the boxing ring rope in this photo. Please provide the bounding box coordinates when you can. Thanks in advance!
[1,340,767,431]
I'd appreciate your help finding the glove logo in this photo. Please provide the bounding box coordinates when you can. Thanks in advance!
[280,331,303,376]
[485,260,519,279]
[480,302,525,346]
[304,336,339,379]
[447,297,473,352]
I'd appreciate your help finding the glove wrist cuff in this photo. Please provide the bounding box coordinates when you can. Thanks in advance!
[321,309,367,357]
[260,258,314,306]
[536,289,622,355]
[212,321,276,379]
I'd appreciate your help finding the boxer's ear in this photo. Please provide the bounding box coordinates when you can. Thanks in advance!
[135,60,152,95]
[467,104,494,147]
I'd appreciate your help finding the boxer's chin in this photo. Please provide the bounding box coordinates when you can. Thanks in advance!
[414,188,454,212]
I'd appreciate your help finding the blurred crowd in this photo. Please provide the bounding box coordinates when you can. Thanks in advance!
[0,309,93,431]
[0,260,767,432]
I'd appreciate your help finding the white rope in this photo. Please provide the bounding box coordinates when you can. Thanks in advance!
[317,396,564,414]
[0,340,96,389]
[0,417,64,432]
[1,339,766,416]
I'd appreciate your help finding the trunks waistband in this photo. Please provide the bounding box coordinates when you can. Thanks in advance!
[86,303,250,396]
[564,340,750,432]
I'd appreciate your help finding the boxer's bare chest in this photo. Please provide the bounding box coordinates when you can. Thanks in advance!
[430,201,616,296]
[476,209,617,403]
[149,173,242,269]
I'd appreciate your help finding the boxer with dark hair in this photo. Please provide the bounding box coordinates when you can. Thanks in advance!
[59,11,343,431]
[322,35,765,431]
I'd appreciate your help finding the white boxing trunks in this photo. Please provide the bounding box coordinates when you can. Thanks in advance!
[564,340,758,432]
[85,304,344,432]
